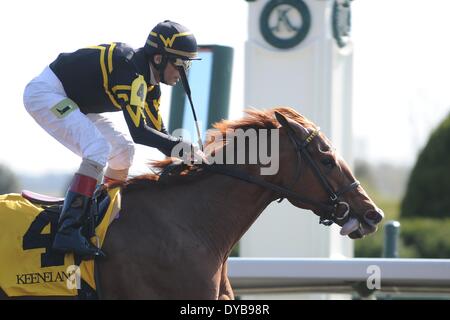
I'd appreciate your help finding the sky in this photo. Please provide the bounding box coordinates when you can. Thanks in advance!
[0,0,449,176]
[352,0,450,166]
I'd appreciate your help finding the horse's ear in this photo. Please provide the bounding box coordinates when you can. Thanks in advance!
[275,111,309,137]
[275,111,298,132]
[274,111,290,128]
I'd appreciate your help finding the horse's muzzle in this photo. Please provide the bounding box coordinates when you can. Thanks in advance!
[364,208,384,227]
[340,208,384,237]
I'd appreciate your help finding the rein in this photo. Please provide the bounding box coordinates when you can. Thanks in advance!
[204,164,334,212]
[202,127,360,226]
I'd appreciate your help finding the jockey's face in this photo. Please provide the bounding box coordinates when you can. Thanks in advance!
[163,60,181,86]
[152,54,181,86]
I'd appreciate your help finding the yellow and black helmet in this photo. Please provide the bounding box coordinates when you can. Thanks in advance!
[145,20,199,60]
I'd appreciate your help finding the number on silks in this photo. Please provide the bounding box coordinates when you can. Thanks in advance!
[23,210,65,268]
[136,83,145,101]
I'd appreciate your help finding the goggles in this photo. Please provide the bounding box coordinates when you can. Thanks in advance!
[170,57,192,71]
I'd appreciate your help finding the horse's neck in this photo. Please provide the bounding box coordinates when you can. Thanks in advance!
[180,165,277,259]
[120,166,277,263]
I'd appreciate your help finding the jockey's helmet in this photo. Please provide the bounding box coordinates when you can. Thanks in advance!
[145,20,199,76]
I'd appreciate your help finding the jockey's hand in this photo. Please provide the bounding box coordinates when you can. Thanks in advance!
[193,148,210,165]
[171,138,194,159]
[171,137,209,165]
[186,146,210,165]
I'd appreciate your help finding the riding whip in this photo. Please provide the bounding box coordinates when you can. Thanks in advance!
[178,66,204,151]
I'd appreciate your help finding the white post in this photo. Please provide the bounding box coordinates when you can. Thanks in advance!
[241,0,354,262]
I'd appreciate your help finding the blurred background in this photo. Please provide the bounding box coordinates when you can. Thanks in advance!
[0,0,449,260]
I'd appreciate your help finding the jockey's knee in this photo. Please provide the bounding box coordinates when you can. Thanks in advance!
[78,158,105,180]
[84,138,111,169]
[99,140,113,165]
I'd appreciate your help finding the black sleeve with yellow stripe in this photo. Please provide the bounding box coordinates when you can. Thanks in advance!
[109,44,183,156]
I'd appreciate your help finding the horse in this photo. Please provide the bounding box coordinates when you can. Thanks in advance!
[0,107,383,299]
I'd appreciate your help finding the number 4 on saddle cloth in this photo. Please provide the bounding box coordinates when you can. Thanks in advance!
[0,187,121,299]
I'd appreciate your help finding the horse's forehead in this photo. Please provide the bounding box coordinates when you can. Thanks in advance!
[312,133,334,152]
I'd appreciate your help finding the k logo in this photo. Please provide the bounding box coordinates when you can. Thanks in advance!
[270,5,301,35]
[260,0,311,49]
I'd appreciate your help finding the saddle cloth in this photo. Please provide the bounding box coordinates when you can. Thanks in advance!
[0,187,121,298]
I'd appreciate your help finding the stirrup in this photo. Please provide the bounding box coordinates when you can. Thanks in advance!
[52,235,106,260]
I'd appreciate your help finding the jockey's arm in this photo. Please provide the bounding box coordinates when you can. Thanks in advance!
[110,49,191,157]
[125,115,185,157]
[118,87,191,156]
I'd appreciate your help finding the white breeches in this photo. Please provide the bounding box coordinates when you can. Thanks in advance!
[23,66,134,171]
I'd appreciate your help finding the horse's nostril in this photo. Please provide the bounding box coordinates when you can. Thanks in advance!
[365,209,383,224]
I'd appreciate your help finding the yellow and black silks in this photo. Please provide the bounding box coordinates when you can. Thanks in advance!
[0,188,120,298]
[49,43,176,156]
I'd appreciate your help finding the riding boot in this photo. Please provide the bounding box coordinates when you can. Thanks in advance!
[52,174,105,259]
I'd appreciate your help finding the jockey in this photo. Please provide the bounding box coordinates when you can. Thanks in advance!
[23,20,200,259]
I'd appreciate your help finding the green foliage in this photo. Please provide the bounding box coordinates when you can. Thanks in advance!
[354,134,450,258]
[401,112,450,218]
[352,177,400,257]
[230,243,239,257]
[355,218,450,258]
[0,163,20,193]
[356,176,402,221]
[354,227,383,257]
[373,196,401,221]
[401,218,450,258]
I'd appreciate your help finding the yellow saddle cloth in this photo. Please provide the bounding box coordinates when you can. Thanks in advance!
[0,187,120,298]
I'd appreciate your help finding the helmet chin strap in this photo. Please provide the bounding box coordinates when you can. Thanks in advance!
[151,55,170,84]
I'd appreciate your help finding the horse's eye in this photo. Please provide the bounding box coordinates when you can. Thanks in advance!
[321,158,336,168]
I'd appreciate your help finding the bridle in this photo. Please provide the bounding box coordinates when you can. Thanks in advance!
[203,120,360,226]
[282,125,360,225]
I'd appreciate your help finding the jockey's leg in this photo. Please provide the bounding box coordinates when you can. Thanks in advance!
[23,66,109,258]
[103,167,129,186]
[86,113,135,186]
[53,159,106,258]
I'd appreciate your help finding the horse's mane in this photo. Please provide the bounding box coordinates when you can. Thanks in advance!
[213,106,316,133]
[116,107,317,191]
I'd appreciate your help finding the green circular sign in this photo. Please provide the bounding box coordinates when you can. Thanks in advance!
[260,0,311,49]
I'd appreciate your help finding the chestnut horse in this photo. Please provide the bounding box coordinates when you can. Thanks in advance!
[0,107,383,299]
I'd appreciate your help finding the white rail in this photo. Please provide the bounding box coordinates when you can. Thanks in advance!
[227,258,450,296]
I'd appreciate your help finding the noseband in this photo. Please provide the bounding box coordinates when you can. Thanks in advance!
[204,127,360,226]
[282,128,360,225]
